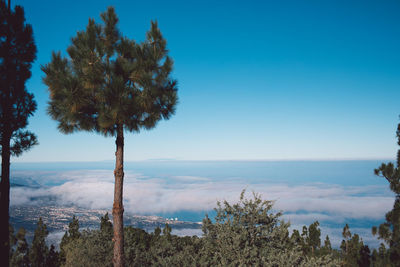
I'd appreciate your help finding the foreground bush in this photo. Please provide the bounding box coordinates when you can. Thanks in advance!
[17,190,397,266]
[59,191,339,266]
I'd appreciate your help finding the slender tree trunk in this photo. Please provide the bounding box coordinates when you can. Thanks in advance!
[0,24,11,260]
[0,133,11,266]
[113,124,125,267]
[1,4,12,264]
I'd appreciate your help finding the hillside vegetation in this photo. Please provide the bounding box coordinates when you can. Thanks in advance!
[9,190,396,266]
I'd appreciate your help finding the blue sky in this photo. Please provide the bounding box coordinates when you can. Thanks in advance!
[12,0,400,162]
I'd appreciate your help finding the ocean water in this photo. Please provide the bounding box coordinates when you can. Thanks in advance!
[13,159,389,186]
[10,160,394,248]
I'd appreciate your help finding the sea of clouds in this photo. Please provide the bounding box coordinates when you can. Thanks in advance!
[10,165,394,248]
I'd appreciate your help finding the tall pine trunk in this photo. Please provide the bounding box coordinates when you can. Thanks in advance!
[0,2,11,264]
[0,133,11,266]
[112,124,125,267]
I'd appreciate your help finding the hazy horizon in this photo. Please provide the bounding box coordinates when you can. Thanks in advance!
[11,157,397,164]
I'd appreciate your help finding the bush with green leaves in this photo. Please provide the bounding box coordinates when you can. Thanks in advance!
[199,190,339,266]
[59,191,341,266]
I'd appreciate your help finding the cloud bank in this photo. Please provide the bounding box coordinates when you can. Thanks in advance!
[10,169,393,248]
[11,169,393,221]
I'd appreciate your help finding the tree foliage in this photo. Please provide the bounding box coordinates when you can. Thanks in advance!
[340,224,369,267]
[59,215,81,263]
[200,190,297,266]
[41,7,177,136]
[373,122,400,264]
[0,1,37,264]
[29,218,49,267]
[9,220,60,267]
[14,192,393,266]
[41,7,177,266]
[56,191,340,266]
[0,0,37,155]
[10,227,29,267]
[291,221,328,258]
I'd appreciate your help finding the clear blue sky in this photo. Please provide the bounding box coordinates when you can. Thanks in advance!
[12,0,400,162]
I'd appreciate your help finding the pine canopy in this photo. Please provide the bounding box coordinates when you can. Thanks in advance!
[0,1,37,156]
[372,122,400,262]
[0,2,37,264]
[42,7,178,136]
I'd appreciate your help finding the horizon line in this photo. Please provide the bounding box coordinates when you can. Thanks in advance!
[11,157,396,164]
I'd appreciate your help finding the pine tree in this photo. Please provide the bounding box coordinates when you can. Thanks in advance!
[66,215,80,240]
[46,244,60,267]
[358,244,371,267]
[42,7,177,266]
[59,215,81,263]
[10,227,30,267]
[29,218,49,267]
[162,223,172,237]
[340,224,368,266]
[290,229,302,251]
[0,1,37,264]
[153,226,161,238]
[371,244,390,266]
[100,213,113,241]
[341,223,351,258]
[307,221,321,255]
[8,224,16,260]
[100,213,113,235]
[300,225,311,255]
[372,122,400,263]
[321,235,332,255]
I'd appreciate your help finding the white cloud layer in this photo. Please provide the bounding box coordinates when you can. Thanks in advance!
[10,169,393,248]
[10,169,393,223]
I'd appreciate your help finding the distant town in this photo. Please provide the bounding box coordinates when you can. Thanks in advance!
[10,205,202,244]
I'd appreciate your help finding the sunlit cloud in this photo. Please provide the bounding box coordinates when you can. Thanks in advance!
[10,169,391,248]
[10,170,393,222]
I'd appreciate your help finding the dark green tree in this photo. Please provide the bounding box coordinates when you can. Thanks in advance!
[29,218,49,267]
[358,244,371,267]
[10,227,30,267]
[373,122,400,264]
[162,223,172,237]
[340,224,367,267]
[65,215,80,240]
[290,229,302,249]
[9,224,15,261]
[0,1,37,263]
[124,227,152,266]
[59,215,81,263]
[307,221,321,255]
[45,244,60,267]
[371,244,390,266]
[100,212,113,239]
[293,221,321,257]
[300,225,311,255]
[41,7,177,266]
[321,235,332,255]
[153,226,161,238]
[63,229,112,267]
[341,223,351,257]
